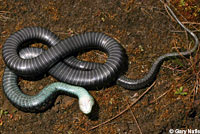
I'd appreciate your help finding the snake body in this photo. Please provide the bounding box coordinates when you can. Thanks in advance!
[3,49,94,114]
[2,3,199,112]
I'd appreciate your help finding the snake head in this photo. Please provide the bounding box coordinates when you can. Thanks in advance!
[79,96,95,114]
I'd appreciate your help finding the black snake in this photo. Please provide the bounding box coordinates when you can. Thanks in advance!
[2,2,199,112]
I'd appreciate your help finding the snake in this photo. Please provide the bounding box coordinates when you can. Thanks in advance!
[3,48,95,114]
[2,2,199,112]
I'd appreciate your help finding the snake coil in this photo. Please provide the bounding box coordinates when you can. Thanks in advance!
[2,2,199,113]
[3,4,199,90]
[2,2,199,112]
[3,48,95,114]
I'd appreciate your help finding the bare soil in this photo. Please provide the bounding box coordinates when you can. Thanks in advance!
[0,0,199,134]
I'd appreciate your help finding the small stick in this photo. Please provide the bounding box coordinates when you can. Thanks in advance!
[127,102,143,134]
[182,22,200,25]
[171,30,200,33]
[162,65,187,72]
[149,88,171,104]
[88,82,156,131]
[163,4,175,22]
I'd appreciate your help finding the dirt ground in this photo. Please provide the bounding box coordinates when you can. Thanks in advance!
[0,0,200,134]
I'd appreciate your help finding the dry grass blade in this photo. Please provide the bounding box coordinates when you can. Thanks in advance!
[182,22,200,25]
[127,102,143,134]
[0,11,11,22]
[149,88,172,104]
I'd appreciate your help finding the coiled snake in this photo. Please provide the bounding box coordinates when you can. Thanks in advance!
[2,2,199,112]
[3,49,94,114]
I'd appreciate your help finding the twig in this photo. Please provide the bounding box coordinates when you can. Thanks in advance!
[163,4,175,22]
[0,11,10,13]
[127,102,143,134]
[0,11,11,22]
[190,60,199,93]
[162,65,187,73]
[149,88,171,104]
[191,48,200,95]
[171,30,200,33]
[141,8,153,19]
[182,22,200,25]
[88,82,156,131]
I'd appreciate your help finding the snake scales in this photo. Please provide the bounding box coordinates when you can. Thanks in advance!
[2,2,199,112]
